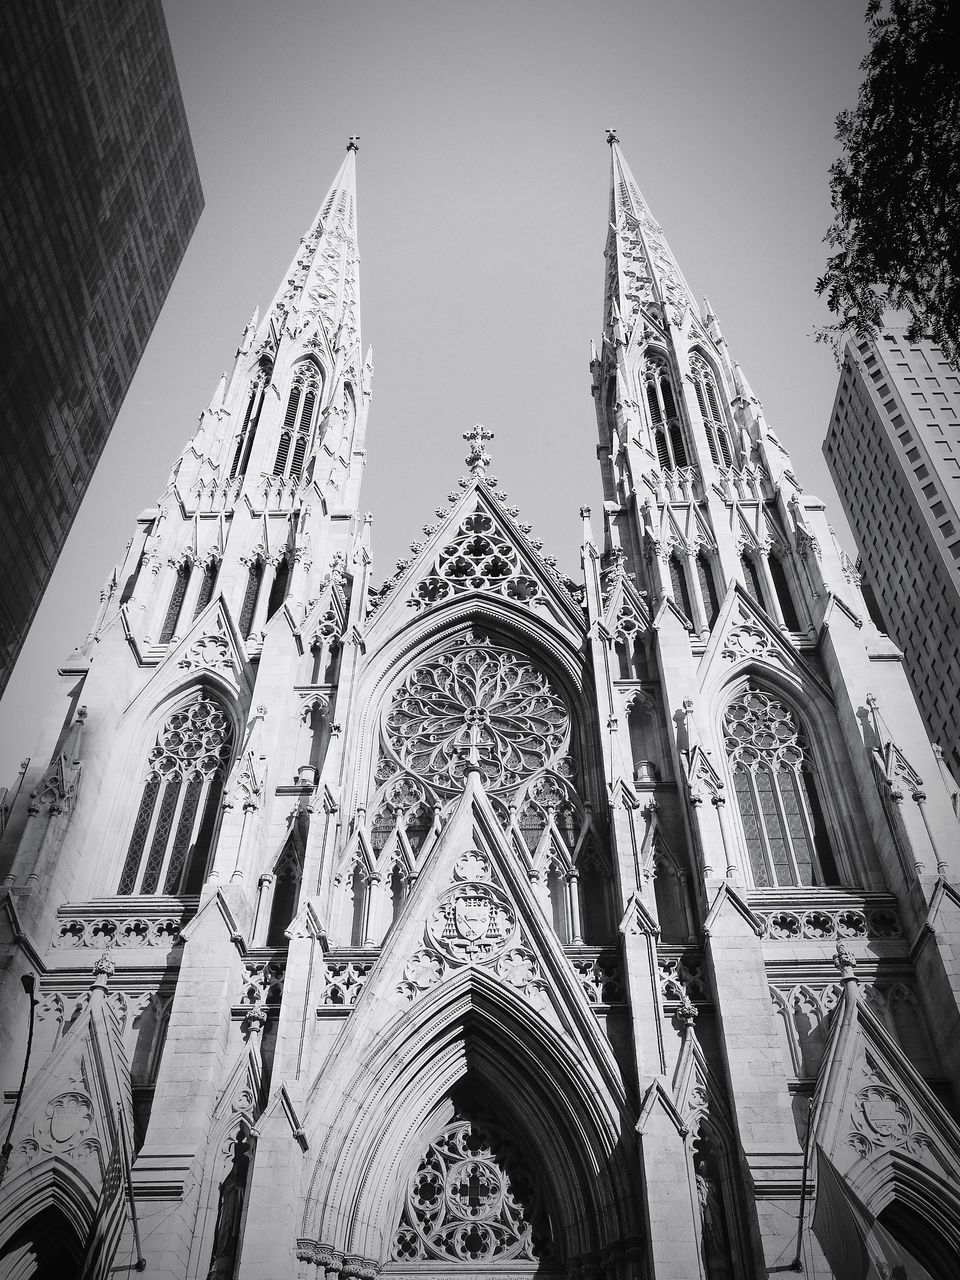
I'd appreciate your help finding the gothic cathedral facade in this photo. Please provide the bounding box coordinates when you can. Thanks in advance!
[2,137,960,1280]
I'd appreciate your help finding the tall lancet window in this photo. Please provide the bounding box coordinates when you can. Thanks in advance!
[691,355,734,467]
[644,356,687,469]
[159,562,190,644]
[274,364,321,481]
[229,381,265,479]
[118,696,233,896]
[724,688,837,888]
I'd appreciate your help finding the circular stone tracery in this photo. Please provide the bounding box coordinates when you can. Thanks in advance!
[383,635,568,794]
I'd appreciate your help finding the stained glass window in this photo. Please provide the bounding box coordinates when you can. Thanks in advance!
[724,688,836,887]
[117,696,232,895]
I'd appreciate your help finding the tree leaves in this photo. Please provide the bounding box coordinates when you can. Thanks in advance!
[816,0,960,362]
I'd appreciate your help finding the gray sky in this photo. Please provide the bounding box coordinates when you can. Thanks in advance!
[0,0,870,784]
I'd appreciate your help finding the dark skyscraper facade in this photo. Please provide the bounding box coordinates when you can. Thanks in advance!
[0,0,203,696]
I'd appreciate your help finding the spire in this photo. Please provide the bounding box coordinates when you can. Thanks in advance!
[603,132,700,345]
[259,139,361,359]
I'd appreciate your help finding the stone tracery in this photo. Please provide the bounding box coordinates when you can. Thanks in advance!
[390,1115,550,1265]
[383,634,568,795]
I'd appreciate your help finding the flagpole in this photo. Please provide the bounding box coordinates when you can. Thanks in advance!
[0,973,38,1187]
[116,1102,146,1272]
[790,1098,814,1272]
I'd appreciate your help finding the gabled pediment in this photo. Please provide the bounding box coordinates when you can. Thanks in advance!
[309,771,628,1101]
[697,582,832,699]
[122,595,255,711]
[813,982,960,1204]
[2,971,132,1213]
[365,476,585,636]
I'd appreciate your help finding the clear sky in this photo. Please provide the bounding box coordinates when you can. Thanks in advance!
[0,0,870,785]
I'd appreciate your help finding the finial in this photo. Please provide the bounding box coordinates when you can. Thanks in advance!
[346,136,360,152]
[606,128,619,146]
[463,423,494,475]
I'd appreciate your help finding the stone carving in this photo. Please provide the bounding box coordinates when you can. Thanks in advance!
[384,634,568,795]
[240,959,286,1005]
[414,505,540,606]
[570,951,625,1005]
[318,959,373,1007]
[658,952,708,1004]
[426,882,516,965]
[721,615,776,662]
[390,1115,550,1265]
[177,623,236,674]
[848,1072,932,1160]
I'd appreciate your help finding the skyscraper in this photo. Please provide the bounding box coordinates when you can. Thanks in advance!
[0,0,203,697]
[0,139,958,1280]
[824,329,960,787]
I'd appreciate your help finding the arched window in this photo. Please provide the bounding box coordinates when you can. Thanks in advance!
[273,364,321,480]
[159,562,190,644]
[691,355,734,468]
[669,553,693,626]
[724,688,838,887]
[229,382,265,479]
[739,551,766,608]
[696,551,720,627]
[644,357,688,469]
[118,695,233,895]
[266,554,291,619]
[267,845,301,945]
[769,554,801,630]
[238,559,264,639]
[193,559,219,619]
[349,864,369,946]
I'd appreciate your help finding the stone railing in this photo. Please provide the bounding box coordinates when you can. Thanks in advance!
[53,898,195,949]
[749,892,903,943]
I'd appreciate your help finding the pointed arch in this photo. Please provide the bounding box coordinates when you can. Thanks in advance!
[643,352,688,469]
[300,968,643,1268]
[690,350,735,468]
[274,358,323,480]
[116,689,234,896]
[720,682,839,889]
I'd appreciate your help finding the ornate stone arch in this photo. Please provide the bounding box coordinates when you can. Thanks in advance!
[298,969,642,1272]
[0,1160,96,1267]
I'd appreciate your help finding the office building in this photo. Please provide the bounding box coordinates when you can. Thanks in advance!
[0,0,203,695]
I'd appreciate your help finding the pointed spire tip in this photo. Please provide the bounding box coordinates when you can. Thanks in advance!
[346,135,360,152]
[606,128,619,147]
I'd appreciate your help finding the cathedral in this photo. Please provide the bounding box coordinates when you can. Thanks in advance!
[2,135,960,1280]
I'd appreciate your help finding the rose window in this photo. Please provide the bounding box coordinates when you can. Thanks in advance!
[416,507,539,604]
[391,1116,551,1264]
[723,688,837,888]
[384,635,568,794]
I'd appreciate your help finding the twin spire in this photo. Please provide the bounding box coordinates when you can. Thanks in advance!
[258,138,361,358]
[604,130,701,344]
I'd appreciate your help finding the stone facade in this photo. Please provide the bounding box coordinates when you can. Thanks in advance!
[1,137,959,1280]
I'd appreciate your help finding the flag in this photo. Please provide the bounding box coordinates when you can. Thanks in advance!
[80,1129,128,1279]
[811,1144,935,1280]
